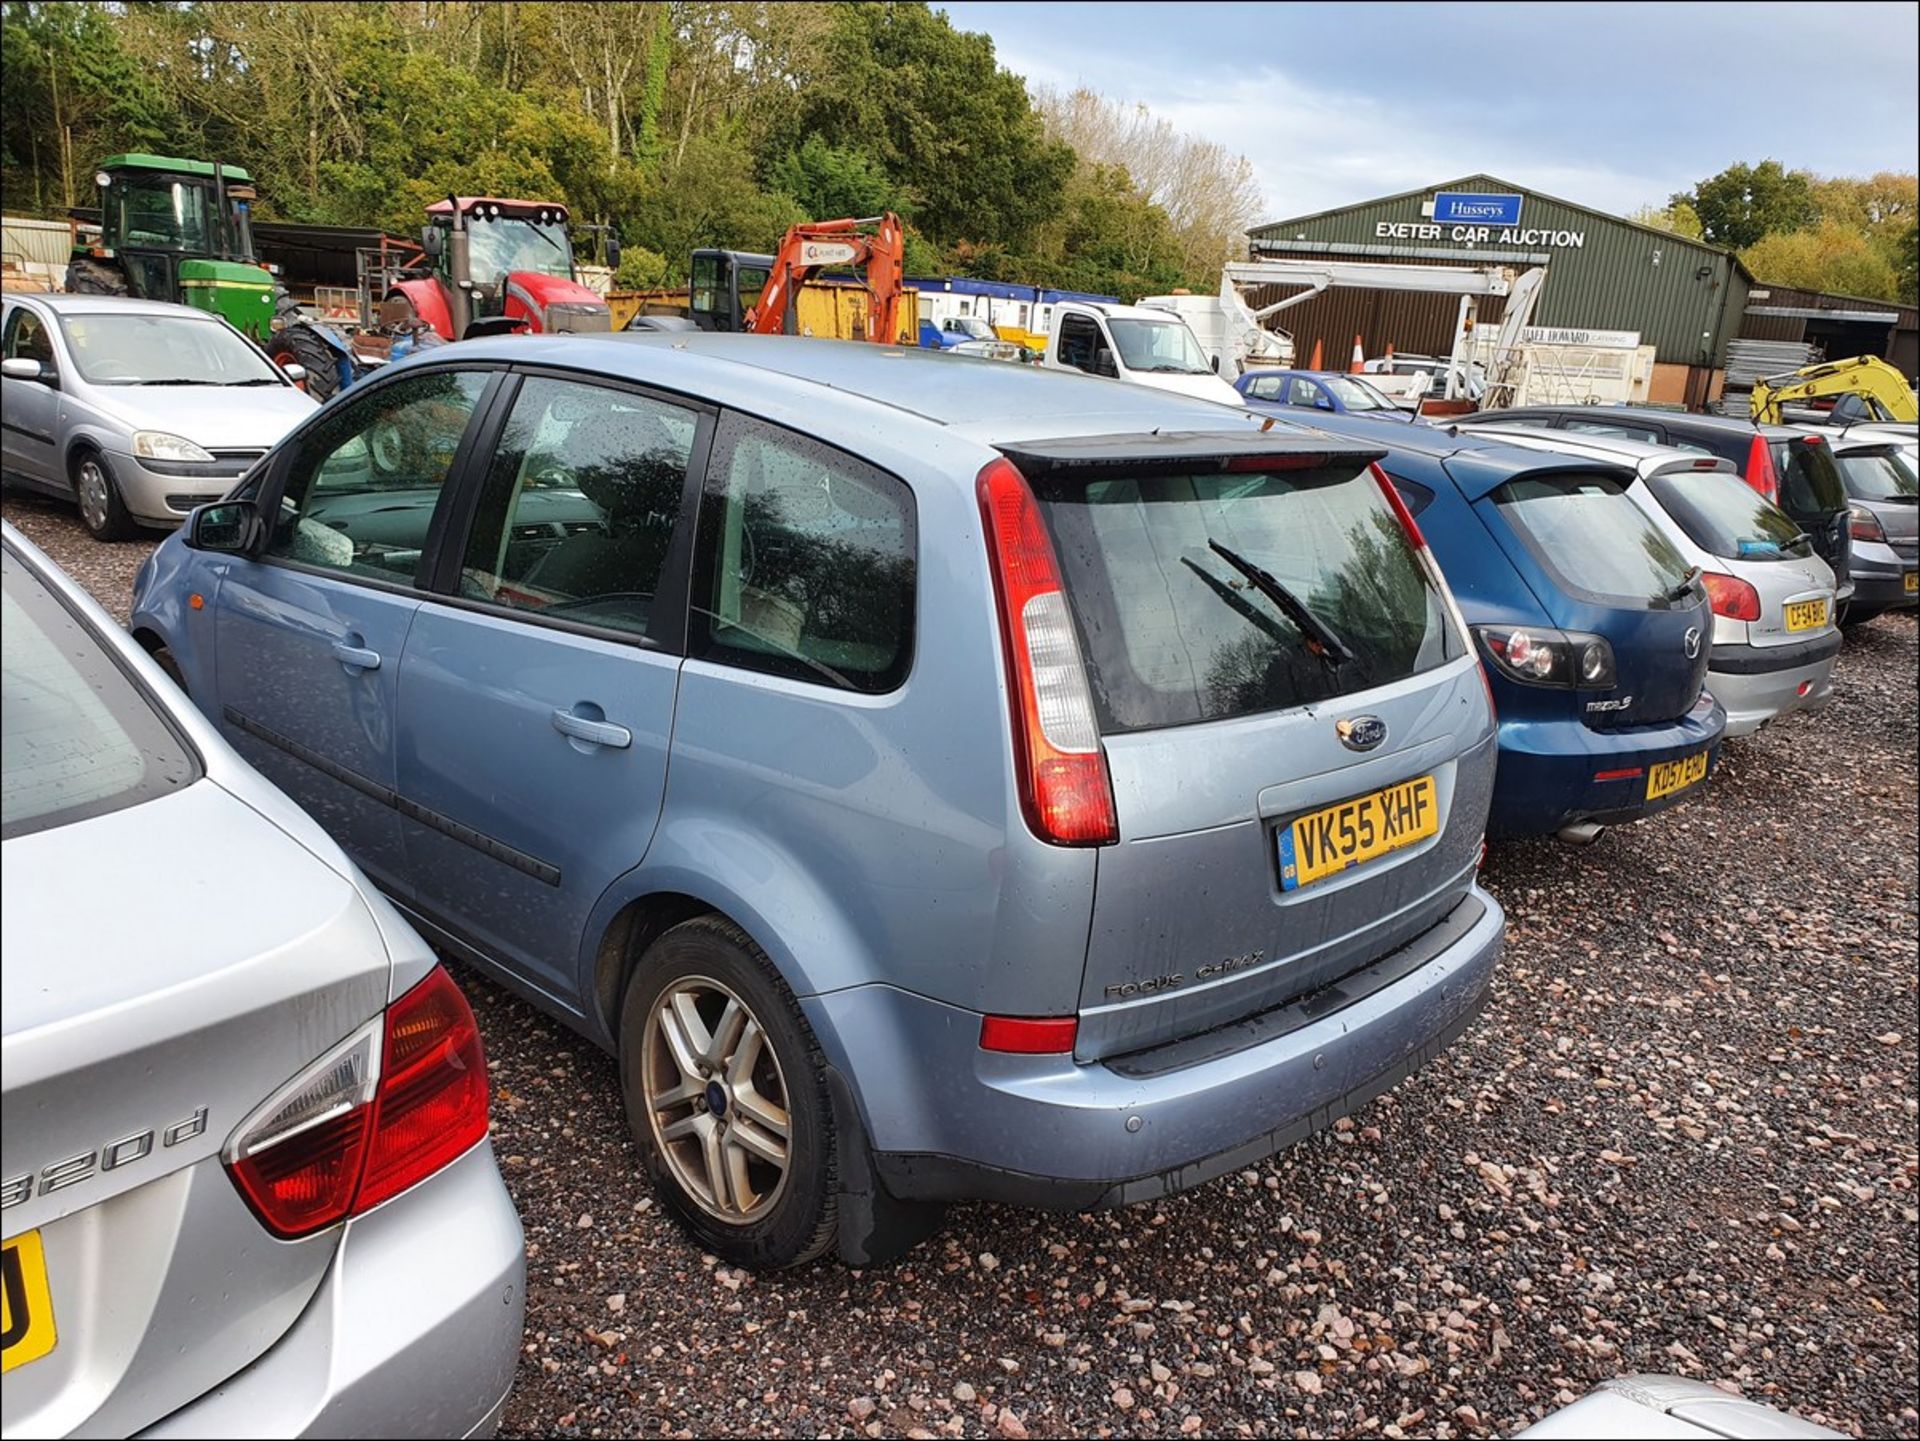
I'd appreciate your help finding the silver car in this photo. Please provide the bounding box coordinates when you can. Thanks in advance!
[0,294,316,540]
[1476,426,1839,738]
[1816,430,1918,624]
[1,522,523,1435]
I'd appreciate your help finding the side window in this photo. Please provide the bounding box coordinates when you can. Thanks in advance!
[1287,380,1323,409]
[1244,374,1284,401]
[1057,314,1100,370]
[692,416,916,694]
[3,308,53,365]
[457,376,697,641]
[267,369,488,584]
[1387,472,1439,518]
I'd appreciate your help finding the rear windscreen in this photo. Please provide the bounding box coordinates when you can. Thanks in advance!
[1769,438,1847,515]
[1644,469,1812,562]
[1835,448,1918,502]
[1031,464,1461,733]
[1493,471,1694,605]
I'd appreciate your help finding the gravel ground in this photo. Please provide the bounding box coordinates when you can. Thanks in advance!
[8,489,1915,1439]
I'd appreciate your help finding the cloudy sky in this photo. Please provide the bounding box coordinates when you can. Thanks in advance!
[943,1,1920,225]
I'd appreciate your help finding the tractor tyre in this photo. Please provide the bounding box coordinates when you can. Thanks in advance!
[65,256,128,295]
[266,325,344,402]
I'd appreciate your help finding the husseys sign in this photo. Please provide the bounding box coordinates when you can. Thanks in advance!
[1372,191,1587,249]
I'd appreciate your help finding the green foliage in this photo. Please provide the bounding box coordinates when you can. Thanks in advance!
[766,136,905,223]
[1627,200,1705,241]
[1741,220,1902,304]
[0,0,1209,302]
[1675,160,1818,251]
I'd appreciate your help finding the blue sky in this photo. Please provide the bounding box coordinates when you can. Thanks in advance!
[943,1,1920,224]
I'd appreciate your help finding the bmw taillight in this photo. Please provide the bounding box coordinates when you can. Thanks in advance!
[977,458,1117,845]
[225,966,489,1238]
[1744,434,1780,503]
[1701,571,1761,622]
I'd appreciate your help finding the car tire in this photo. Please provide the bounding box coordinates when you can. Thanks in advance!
[72,447,136,541]
[618,916,838,1269]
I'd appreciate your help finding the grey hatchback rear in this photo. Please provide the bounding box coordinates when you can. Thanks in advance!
[132,334,1503,1269]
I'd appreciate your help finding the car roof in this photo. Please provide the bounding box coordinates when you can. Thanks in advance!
[1068,301,1195,323]
[1459,424,1736,473]
[443,332,1271,451]
[1285,410,1641,492]
[8,292,223,320]
[1493,404,1804,440]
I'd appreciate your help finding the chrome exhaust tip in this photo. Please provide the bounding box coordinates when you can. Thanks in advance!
[1556,820,1605,846]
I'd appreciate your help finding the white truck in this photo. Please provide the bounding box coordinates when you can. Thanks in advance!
[1139,278,1294,377]
[1038,300,1246,405]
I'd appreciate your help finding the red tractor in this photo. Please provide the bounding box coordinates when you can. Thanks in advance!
[396,196,614,340]
[268,195,615,399]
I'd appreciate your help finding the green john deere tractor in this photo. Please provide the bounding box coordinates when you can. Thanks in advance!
[67,154,276,342]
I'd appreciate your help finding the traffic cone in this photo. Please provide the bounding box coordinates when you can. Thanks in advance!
[1307,338,1323,371]
[1349,335,1365,373]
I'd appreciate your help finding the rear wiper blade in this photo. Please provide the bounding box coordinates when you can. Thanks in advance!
[1206,539,1353,666]
[1664,565,1703,602]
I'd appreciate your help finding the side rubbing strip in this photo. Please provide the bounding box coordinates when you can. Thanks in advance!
[223,706,562,886]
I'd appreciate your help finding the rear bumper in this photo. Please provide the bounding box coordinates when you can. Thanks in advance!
[1845,540,1918,615]
[1488,689,1725,837]
[1709,634,1840,738]
[812,887,1502,1210]
[139,1142,524,1439]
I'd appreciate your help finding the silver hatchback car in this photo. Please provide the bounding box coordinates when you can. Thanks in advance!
[1,523,523,1435]
[0,293,316,540]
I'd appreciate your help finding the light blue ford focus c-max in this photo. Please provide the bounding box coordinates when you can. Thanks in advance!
[132,332,1505,1268]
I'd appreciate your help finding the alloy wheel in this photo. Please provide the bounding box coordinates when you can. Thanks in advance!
[641,976,792,1224]
[76,459,111,533]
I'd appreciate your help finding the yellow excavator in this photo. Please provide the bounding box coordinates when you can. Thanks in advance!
[1750,353,1917,424]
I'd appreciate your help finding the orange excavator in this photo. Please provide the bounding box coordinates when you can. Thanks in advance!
[686,212,906,342]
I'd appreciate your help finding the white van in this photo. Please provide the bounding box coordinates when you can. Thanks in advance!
[1039,301,1245,406]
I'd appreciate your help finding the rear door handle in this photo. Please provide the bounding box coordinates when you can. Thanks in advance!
[551,708,632,750]
[331,641,381,672]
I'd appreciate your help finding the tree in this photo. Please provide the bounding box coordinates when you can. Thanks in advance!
[1035,85,1263,277]
[1741,219,1902,303]
[1627,200,1704,241]
[1675,160,1817,251]
[765,136,906,222]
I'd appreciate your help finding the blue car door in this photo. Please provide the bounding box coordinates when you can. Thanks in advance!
[392,371,705,1007]
[211,367,497,892]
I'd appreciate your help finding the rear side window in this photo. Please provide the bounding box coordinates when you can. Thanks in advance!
[1769,438,1847,515]
[1835,448,1918,501]
[1032,463,1462,733]
[691,415,915,693]
[1493,470,1693,606]
[3,549,198,840]
[1644,469,1811,561]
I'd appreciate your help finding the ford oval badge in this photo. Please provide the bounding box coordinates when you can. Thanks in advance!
[1336,715,1388,752]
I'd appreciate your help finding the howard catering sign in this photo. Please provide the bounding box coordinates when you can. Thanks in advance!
[1373,191,1587,249]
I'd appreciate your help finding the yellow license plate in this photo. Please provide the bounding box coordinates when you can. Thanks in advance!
[1279,774,1438,890]
[1646,751,1709,801]
[1905,571,1918,595]
[1,1230,57,1373]
[1783,598,1829,632]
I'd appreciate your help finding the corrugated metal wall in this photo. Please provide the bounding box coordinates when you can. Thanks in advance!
[1248,175,1750,367]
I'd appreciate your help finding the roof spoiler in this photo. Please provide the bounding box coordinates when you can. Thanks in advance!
[994,430,1388,480]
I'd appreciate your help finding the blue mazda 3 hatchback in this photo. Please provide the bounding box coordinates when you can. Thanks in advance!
[130,335,1506,1270]
[1293,411,1727,841]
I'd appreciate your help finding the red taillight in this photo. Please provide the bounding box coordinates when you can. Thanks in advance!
[227,965,489,1238]
[979,1014,1079,1054]
[1744,434,1779,503]
[1701,571,1761,622]
[357,965,490,1211]
[1849,506,1886,543]
[977,458,1118,846]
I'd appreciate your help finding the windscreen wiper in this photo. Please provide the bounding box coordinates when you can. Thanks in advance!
[136,378,220,386]
[1664,565,1703,603]
[1206,539,1353,666]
